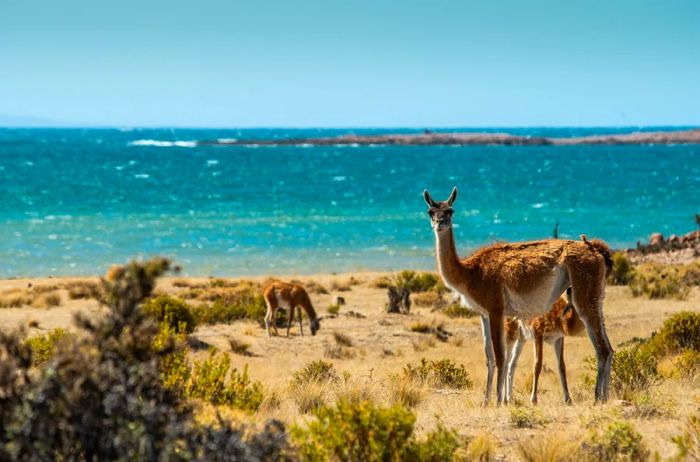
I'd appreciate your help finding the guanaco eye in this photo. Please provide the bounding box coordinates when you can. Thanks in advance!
[428,210,435,217]
[445,209,454,216]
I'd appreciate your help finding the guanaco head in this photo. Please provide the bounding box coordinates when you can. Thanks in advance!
[423,187,457,233]
[310,317,321,335]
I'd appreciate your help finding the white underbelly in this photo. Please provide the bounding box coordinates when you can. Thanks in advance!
[504,267,567,318]
[275,294,291,309]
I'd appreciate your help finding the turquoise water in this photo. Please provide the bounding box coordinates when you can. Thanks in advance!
[0,128,698,277]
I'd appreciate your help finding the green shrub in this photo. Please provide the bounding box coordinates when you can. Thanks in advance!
[142,294,197,334]
[292,360,339,386]
[191,288,267,325]
[671,349,700,380]
[509,406,548,428]
[648,311,700,355]
[292,400,415,461]
[405,421,462,462]
[583,345,658,400]
[608,252,635,285]
[24,328,69,366]
[327,304,340,315]
[0,258,289,461]
[628,263,690,299]
[403,358,472,389]
[443,303,478,318]
[394,270,440,293]
[183,350,263,411]
[672,414,700,461]
[580,420,649,462]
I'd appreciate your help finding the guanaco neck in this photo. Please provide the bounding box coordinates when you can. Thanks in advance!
[434,226,468,290]
[300,293,318,321]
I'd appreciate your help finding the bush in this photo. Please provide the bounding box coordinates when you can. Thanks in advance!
[648,311,700,355]
[403,358,472,389]
[394,270,440,293]
[228,337,251,356]
[387,374,424,408]
[583,345,658,400]
[183,350,263,412]
[443,303,478,318]
[292,360,339,386]
[629,263,690,299]
[671,349,700,380]
[142,293,197,334]
[327,304,340,315]
[609,252,635,285]
[64,281,100,300]
[0,258,290,461]
[580,420,649,462]
[23,328,69,366]
[509,406,548,428]
[405,421,462,462]
[672,414,700,461]
[191,288,267,326]
[292,400,416,461]
[517,433,578,462]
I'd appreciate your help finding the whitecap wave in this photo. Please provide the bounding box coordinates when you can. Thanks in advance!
[129,139,197,148]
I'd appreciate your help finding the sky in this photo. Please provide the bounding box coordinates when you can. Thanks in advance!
[1,0,699,127]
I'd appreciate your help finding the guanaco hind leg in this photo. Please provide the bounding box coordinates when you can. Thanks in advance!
[531,334,544,404]
[553,337,572,404]
[480,315,496,405]
[264,292,279,337]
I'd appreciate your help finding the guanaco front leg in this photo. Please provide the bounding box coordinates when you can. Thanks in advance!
[298,306,304,336]
[286,305,295,337]
[531,333,544,404]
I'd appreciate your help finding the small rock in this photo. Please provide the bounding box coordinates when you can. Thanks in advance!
[333,296,346,306]
[649,233,665,246]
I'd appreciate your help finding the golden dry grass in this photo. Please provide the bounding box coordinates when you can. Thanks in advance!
[1,273,697,460]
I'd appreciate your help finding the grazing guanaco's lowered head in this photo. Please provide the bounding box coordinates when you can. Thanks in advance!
[310,318,321,335]
[423,187,457,233]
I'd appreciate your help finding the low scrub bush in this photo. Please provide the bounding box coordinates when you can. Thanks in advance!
[672,414,700,461]
[332,332,352,347]
[64,280,100,300]
[408,319,451,341]
[648,311,700,355]
[403,358,472,389]
[292,400,464,462]
[24,328,70,366]
[412,291,442,308]
[31,292,62,308]
[443,303,478,318]
[671,349,700,380]
[191,287,267,326]
[608,252,635,285]
[583,345,658,400]
[327,303,340,315]
[509,406,548,428]
[182,350,263,412]
[292,360,339,386]
[517,433,578,462]
[579,420,649,462]
[464,433,497,462]
[142,293,197,334]
[0,258,289,461]
[228,337,251,356]
[394,270,440,293]
[387,374,424,408]
[629,263,690,299]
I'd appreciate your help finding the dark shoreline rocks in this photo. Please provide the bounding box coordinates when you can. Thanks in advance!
[199,128,700,147]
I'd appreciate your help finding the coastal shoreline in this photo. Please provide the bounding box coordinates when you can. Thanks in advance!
[200,127,700,146]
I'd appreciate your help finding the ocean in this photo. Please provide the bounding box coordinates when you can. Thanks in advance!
[0,127,698,277]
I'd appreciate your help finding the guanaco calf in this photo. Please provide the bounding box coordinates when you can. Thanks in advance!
[263,281,321,337]
[504,289,586,404]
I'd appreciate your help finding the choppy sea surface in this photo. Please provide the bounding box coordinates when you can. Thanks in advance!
[0,127,698,277]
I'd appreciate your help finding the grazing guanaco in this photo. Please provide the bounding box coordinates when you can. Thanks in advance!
[504,290,586,404]
[424,187,614,404]
[263,281,321,337]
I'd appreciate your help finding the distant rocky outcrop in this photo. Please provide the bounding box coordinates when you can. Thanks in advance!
[200,128,700,147]
[628,228,700,265]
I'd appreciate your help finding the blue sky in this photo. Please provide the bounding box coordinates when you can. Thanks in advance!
[1,0,698,127]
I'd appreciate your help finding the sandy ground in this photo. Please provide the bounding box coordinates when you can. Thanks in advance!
[1,273,698,459]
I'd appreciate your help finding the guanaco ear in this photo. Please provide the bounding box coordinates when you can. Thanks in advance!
[447,187,458,206]
[423,190,437,208]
